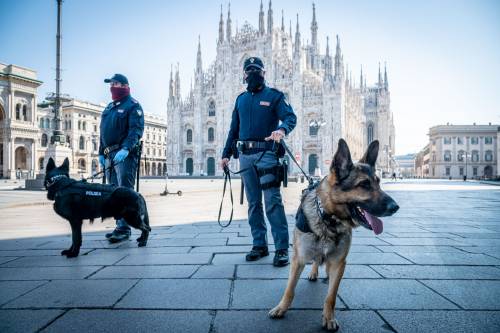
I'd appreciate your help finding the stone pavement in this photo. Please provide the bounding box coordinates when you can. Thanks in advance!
[0,179,500,332]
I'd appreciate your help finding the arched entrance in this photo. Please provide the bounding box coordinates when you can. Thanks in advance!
[308,154,318,175]
[186,158,193,176]
[15,146,28,170]
[78,158,86,173]
[484,165,493,179]
[207,157,215,176]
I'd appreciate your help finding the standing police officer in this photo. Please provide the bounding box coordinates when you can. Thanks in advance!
[99,74,144,243]
[220,57,296,267]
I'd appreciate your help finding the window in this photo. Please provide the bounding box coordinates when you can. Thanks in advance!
[459,167,464,176]
[457,137,463,145]
[443,137,451,144]
[485,150,493,162]
[432,153,436,162]
[473,167,478,176]
[15,104,21,120]
[39,118,44,128]
[310,124,319,136]
[39,157,45,171]
[445,167,451,176]
[78,121,81,130]
[45,118,50,129]
[457,150,465,162]
[444,150,452,162]
[367,123,374,144]
[208,100,216,117]
[471,150,479,162]
[41,134,48,147]
[78,158,86,172]
[79,136,85,150]
[471,137,479,144]
[66,135,71,146]
[485,137,493,144]
[82,122,86,131]
[94,125,97,132]
[92,139,97,152]
[22,105,28,121]
[208,127,215,142]
[186,129,193,144]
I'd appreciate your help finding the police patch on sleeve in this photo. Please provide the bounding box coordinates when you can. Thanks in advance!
[137,109,143,116]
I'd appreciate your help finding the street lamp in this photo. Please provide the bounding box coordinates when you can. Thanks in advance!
[461,151,469,181]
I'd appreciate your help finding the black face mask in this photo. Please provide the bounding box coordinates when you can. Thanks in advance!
[245,71,265,92]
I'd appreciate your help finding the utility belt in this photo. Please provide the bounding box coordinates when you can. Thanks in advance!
[103,143,140,158]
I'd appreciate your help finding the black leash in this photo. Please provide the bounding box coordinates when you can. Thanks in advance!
[280,140,314,186]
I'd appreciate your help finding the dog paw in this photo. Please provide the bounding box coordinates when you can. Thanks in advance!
[322,317,339,332]
[308,271,318,281]
[65,251,79,258]
[268,305,287,319]
[137,240,147,247]
[61,249,71,256]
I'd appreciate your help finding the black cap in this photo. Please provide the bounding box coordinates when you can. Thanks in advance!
[243,57,264,71]
[104,73,129,85]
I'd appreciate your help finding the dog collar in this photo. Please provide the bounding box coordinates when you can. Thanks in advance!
[45,174,68,189]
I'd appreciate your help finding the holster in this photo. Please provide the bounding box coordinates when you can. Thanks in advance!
[255,158,288,190]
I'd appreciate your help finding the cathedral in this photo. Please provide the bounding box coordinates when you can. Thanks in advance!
[167,1,395,177]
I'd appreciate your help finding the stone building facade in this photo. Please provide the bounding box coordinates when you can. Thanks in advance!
[0,62,167,179]
[427,124,498,179]
[167,2,395,177]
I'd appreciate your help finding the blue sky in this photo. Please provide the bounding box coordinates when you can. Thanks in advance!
[2,0,499,154]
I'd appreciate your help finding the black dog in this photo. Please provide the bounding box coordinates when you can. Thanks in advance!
[44,157,151,257]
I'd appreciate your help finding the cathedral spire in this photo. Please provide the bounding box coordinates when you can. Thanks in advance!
[324,36,332,79]
[226,3,232,42]
[168,64,174,99]
[360,65,364,90]
[175,63,180,98]
[281,10,285,32]
[294,14,301,56]
[267,0,273,34]
[196,35,202,74]
[289,19,292,38]
[384,62,389,90]
[218,4,224,44]
[334,34,343,79]
[311,3,318,50]
[378,62,382,88]
[259,0,265,35]
[326,35,330,56]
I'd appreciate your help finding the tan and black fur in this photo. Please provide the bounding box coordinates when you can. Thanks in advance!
[269,139,399,331]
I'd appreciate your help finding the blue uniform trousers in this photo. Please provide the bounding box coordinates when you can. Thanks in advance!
[104,150,138,232]
[239,151,289,250]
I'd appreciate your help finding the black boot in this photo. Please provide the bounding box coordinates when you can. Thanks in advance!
[107,228,131,243]
[273,249,289,267]
[245,246,269,261]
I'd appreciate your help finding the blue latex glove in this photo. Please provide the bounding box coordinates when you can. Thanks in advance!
[113,148,129,164]
[98,155,105,167]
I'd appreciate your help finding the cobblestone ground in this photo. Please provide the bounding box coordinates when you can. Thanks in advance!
[0,179,499,332]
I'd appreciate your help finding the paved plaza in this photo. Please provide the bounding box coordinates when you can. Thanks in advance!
[0,179,499,332]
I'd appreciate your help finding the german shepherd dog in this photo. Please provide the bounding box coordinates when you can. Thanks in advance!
[44,157,151,258]
[269,139,399,331]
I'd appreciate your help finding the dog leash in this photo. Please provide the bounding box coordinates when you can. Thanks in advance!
[280,140,314,186]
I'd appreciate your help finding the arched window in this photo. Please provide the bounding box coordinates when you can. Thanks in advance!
[443,150,452,162]
[186,129,193,144]
[15,104,21,120]
[208,100,216,117]
[367,123,374,144]
[79,136,85,150]
[78,158,86,172]
[41,134,48,147]
[485,150,493,162]
[22,105,28,121]
[309,124,319,136]
[208,127,215,142]
[457,150,465,162]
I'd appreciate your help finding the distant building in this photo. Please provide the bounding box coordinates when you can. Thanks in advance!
[0,62,167,179]
[426,124,498,179]
[167,2,395,177]
[394,153,416,178]
[414,144,430,178]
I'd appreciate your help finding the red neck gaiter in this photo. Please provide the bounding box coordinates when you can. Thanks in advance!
[110,86,130,101]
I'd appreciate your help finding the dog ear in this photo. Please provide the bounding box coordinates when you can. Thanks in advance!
[359,140,379,167]
[46,158,56,172]
[331,139,353,181]
[62,158,70,172]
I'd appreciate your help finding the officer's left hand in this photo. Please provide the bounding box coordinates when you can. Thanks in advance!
[265,129,286,143]
[113,148,129,163]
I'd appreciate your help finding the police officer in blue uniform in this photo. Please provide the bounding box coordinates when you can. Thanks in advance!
[221,57,297,266]
[99,73,144,243]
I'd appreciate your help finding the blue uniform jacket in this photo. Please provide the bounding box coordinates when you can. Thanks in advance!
[99,95,144,155]
[222,86,297,159]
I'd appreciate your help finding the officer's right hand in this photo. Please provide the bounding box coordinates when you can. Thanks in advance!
[98,155,105,167]
[220,158,229,170]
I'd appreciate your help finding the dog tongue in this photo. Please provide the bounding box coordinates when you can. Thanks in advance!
[362,210,383,235]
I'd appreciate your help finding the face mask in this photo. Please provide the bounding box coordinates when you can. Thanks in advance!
[110,86,130,101]
[245,71,265,92]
